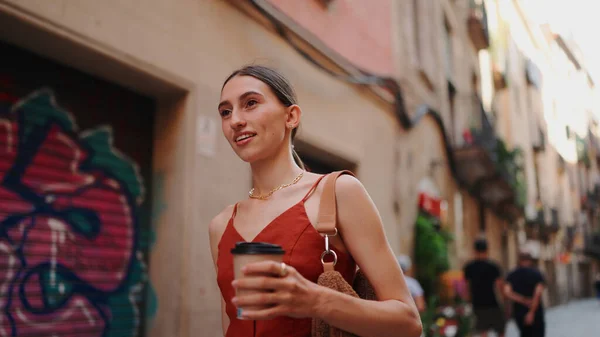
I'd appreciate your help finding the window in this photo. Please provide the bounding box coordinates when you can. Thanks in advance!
[443,17,454,81]
[412,0,435,91]
[294,141,356,174]
[413,0,420,61]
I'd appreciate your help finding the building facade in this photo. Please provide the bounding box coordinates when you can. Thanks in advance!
[0,1,598,337]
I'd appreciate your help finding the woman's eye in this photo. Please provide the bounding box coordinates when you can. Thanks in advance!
[219,109,231,117]
[246,99,258,108]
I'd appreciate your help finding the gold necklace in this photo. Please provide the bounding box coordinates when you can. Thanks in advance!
[249,171,304,200]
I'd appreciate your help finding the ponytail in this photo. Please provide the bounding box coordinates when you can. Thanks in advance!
[292,146,306,171]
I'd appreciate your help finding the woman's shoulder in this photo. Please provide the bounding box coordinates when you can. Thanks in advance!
[333,173,367,200]
[208,204,236,240]
[331,173,379,224]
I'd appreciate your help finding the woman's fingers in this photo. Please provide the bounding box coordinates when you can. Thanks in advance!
[232,275,294,291]
[233,291,292,307]
[238,304,286,320]
[242,260,296,277]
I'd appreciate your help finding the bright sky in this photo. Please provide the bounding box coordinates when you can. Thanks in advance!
[523,0,600,81]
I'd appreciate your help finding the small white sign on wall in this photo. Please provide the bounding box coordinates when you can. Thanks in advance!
[197,115,217,157]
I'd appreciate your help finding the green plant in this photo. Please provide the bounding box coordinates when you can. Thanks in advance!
[576,135,591,168]
[414,212,453,299]
[494,139,527,208]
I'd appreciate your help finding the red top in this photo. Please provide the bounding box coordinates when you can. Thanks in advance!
[217,175,356,337]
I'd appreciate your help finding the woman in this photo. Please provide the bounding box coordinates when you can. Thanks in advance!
[208,65,421,337]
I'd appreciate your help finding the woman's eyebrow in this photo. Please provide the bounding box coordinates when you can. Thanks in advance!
[218,91,263,110]
[217,100,230,110]
[238,91,263,101]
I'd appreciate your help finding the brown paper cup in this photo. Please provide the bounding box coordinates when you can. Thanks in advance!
[231,242,285,319]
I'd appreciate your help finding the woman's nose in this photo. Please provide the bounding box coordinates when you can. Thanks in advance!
[229,111,246,129]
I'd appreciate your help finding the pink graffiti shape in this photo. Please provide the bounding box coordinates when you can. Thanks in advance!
[0,106,135,336]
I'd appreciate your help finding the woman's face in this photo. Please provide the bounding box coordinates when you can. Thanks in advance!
[218,75,296,163]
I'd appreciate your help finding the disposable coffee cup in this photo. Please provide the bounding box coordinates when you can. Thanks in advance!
[231,242,285,319]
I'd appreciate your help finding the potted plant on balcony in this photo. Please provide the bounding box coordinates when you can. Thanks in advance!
[494,139,527,208]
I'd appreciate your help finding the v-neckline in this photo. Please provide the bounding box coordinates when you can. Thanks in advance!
[228,200,306,243]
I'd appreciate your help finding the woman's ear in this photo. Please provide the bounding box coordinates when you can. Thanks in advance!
[286,104,302,129]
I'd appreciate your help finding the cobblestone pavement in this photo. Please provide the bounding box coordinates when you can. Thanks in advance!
[504,298,600,337]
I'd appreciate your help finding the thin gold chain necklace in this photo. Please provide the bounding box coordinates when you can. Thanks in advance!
[249,171,304,200]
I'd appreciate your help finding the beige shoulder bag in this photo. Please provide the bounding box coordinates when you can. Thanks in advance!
[311,170,377,337]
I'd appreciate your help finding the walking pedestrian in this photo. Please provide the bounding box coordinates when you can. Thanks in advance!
[207,65,422,337]
[504,251,545,337]
[595,273,600,303]
[463,239,506,337]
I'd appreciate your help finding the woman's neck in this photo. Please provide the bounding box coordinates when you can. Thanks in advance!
[250,149,303,196]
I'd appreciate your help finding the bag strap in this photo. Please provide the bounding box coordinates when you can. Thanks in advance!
[316,170,355,235]
[316,170,355,272]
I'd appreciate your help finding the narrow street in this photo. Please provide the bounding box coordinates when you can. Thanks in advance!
[505,299,600,337]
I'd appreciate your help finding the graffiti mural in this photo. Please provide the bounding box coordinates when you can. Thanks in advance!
[0,89,152,337]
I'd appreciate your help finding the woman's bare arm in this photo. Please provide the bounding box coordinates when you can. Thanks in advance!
[312,175,422,337]
[209,206,234,337]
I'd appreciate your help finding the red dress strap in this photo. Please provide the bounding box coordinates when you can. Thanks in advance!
[301,174,327,202]
[230,203,239,219]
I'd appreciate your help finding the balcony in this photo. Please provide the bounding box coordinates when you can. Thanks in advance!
[454,95,525,221]
[532,127,546,152]
[582,183,600,211]
[583,232,600,260]
[492,63,507,90]
[591,134,600,165]
[576,135,591,168]
[468,0,490,50]
[557,155,566,175]
[525,205,560,242]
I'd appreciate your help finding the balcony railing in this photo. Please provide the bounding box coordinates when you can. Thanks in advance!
[469,96,497,152]
[532,127,546,152]
[582,183,600,211]
[454,95,526,220]
[576,135,591,167]
[550,208,559,228]
[583,232,600,260]
[468,0,490,50]
[470,97,526,208]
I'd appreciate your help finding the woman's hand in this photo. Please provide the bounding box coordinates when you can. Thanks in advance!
[231,260,321,320]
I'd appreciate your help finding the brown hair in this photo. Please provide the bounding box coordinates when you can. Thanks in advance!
[223,65,305,170]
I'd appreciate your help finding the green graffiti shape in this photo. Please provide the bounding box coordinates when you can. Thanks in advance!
[13,89,76,143]
[80,127,144,203]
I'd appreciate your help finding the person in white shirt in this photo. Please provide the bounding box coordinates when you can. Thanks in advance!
[397,255,426,313]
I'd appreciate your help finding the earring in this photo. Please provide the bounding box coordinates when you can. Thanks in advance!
[287,124,293,129]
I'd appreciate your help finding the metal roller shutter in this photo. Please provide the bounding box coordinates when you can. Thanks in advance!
[0,41,155,337]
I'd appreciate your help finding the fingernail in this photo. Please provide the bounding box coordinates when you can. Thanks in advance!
[231,280,238,287]
[231,297,238,304]
[241,266,248,272]
[237,308,243,319]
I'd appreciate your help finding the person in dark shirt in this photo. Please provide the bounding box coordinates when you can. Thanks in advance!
[594,273,600,303]
[504,251,545,337]
[463,239,506,337]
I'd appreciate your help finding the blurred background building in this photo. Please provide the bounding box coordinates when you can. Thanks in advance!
[0,1,598,336]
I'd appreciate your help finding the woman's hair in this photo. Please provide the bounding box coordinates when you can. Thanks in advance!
[223,65,305,170]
